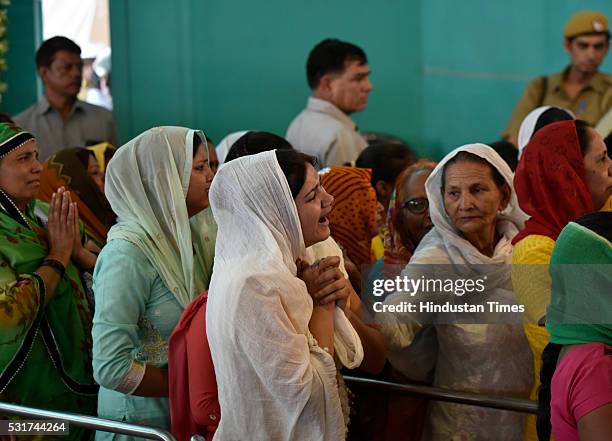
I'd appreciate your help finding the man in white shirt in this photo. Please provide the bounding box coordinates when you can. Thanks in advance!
[287,39,372,168]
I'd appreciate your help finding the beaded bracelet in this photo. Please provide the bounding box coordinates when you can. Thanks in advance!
[41,259,66,278]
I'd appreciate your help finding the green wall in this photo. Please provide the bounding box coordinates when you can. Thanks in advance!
[4,1,612,157]
[421,0,612,156]
[109,0,424,152]
[1,0,40,115]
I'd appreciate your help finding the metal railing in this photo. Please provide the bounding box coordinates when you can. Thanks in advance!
[343,375,538,414]
[0,401,176,441]
[0,377,537,440]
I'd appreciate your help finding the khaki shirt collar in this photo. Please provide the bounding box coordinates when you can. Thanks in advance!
[551,67,608,94]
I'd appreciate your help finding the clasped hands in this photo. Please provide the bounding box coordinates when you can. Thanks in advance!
[296,256,350,310]
[47,187,93,268]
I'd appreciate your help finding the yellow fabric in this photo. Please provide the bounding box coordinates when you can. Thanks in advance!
[602,194,612,212]
[512,234,556,323]
[87,142,115,172]
[503,69,612,143]
[512,235,557,441]
[371,234,384,261]
[564,10,608,38]
[514,201,610,441]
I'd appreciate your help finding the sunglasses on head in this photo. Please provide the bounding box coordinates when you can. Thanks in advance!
[399,197,429,214]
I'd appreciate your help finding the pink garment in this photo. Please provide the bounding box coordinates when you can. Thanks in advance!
[551,342,612,441]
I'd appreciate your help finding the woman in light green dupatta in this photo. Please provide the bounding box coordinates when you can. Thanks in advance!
[0,122,99,440]
[537,211,612,441]
[92,126,216,440]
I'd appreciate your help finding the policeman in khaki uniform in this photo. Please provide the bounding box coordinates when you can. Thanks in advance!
[504,11,612,146]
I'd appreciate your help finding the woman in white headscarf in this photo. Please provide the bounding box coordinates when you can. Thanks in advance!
[378,144,533,441]
[516,106,573,158]
[206,149,363,441]
[92,127,216,439]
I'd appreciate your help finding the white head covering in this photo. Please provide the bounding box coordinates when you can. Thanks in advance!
[421,143,528,266]
[379,144,533,439]
[105,126,210,308]
[517,106,574,158]
[206,150,362,440]
[595,106,612,138]
[215,130,250,164]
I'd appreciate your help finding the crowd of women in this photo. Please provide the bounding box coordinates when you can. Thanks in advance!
[0,104,610,441]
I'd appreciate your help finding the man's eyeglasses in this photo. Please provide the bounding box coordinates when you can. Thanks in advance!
[399,197,429,214]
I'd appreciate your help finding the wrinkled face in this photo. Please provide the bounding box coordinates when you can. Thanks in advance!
[583,128,612,209]
[295,164,334,248]
[0,140,42,207]
[396,169,433,246]
[39,50,83,98]
[443,161,509,238]
[328,59,373,114]
[185,143,215,217]
[87,154,104,193]
[564,34,609,75]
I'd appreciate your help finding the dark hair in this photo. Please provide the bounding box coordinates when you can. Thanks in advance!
[566,31,610,44]
[574,119,593,156]
[362,131,410,146]
[533,108,574,138]
[35,36,81,69]
[488,140,518,172]
[104,146,116,164]
[74,147,95,168]
[441,151,507,191]
[604,132,612,160]
[306,38,367,90]
[225,131,293,163]
[192,132,214,157]
[575,211,612,241]
[193,134,203,157]
[356,143,417,187]
[0,113,14,124]
[275,149,316,199]
[537,343,562,441]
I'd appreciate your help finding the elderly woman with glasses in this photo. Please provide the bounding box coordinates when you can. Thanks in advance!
[384,159,437,265]
[353,159,438,441]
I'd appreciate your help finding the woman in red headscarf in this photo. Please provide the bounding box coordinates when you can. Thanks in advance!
[512,119,612,441]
